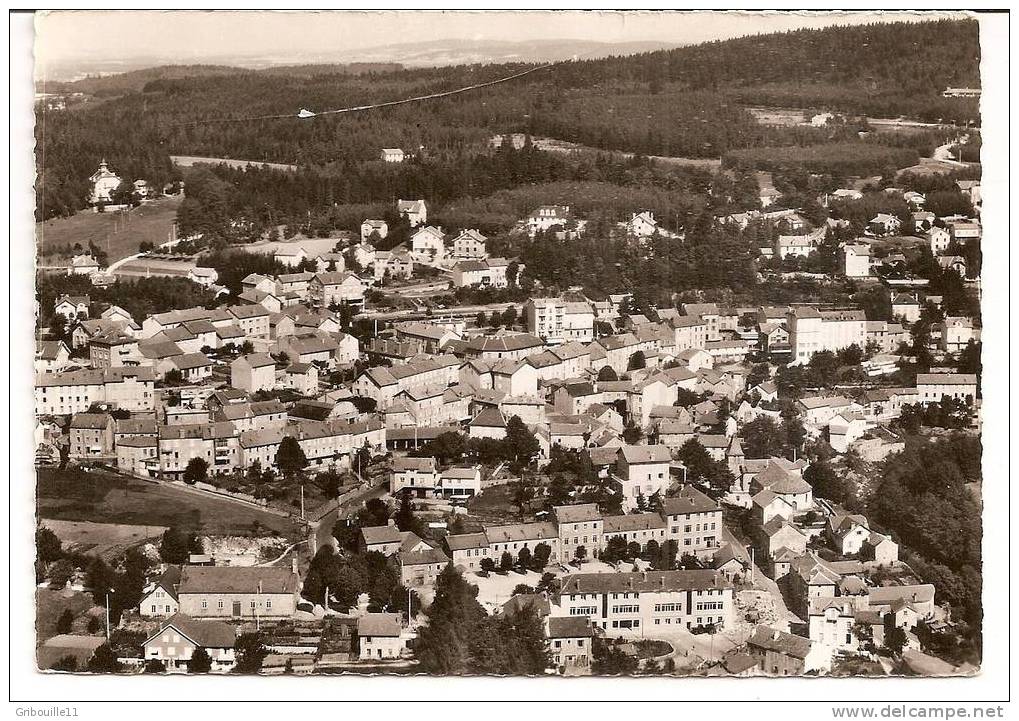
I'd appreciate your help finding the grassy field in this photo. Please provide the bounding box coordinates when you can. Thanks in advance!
[40,518,168,560]
[36,195,182,265]
[36,587,99,644]
[171,155,298,172]
[37,467,303,540]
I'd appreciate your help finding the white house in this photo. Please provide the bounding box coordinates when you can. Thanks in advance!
[358,613,404,660]
[397,199,427,227]
[88,159,122,206]
[143,614,237,673]
[842,244,871,278]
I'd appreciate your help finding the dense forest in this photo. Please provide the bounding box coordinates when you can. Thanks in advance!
[35,18,979,221]
[868,434,983,663]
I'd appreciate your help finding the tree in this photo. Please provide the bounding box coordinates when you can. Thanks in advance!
[536,572,558,594]
[234,632,268,674]
[183,457,209,485]
[627,350,647,371]
[782,415,807,458]
[658,539,679,571]
[159,526,200,564]
[353,441,373,476]
[532,542,552,570]
[504,416,540,473]
[805,459,857,508]
[517,546,532,570]
[678,438,715,483]
[395,493,423,535]
[575,545,588,564]
[164,368,184,385]
[189,647,213,673]
[48,559,75,589]
[499,551,514,573]
[475,312,486,328]
[275,435,308,478]
[37,526,63,563]
[56,609,74,634]
[592,637,639,675]
[884,620,908,656]
[741,417,786,458]
[597,365,618,382]
[143,659,166,673]
[506,260,520,287]
[746,363,770,390]
[512,584,534,596]
[508,479,534,519]
[86,643,121,673]
[622,421,643,445]
[480,557,496,575]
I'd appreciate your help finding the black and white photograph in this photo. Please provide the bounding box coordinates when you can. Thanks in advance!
[8,6,1012,715]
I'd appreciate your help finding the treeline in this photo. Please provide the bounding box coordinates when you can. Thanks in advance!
[724,142,919,176]
[35,19,979,220]
[36,272,218,333]
[174,148,712,242]
[556,19,978,94]
[517,210,757,302]
[867,434,982,661]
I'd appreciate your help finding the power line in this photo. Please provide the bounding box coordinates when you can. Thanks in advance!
[169,59,566,128]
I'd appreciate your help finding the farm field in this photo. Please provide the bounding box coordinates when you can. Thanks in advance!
[37,467,303,540]
[36,194,182,265]
[171,155,298,172]
[533,136,723,171]
[40,518,168,560]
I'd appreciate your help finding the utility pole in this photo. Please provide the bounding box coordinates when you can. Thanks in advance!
[300,484,305,520]
[105,590,114,640]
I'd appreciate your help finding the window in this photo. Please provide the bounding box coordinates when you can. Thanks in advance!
[266,599,272,609]
[201,600,208,609]
[218,601,224,609]
[151,605,157,613]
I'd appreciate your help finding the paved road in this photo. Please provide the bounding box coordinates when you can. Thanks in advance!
[931,134,970,166]
[108,237,184,276]
[308,480,388,553]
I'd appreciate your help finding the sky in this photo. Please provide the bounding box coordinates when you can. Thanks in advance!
[35,10,966,77]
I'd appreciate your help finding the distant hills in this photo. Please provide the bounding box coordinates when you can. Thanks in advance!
[338,38,681,67]
[38,37,681,91]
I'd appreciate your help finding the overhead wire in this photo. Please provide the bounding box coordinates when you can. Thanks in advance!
[168,57,571,128]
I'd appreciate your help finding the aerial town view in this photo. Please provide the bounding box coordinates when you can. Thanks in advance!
[27,10,991,692]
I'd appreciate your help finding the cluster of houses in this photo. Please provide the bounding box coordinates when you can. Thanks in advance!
[39,180,979,676]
